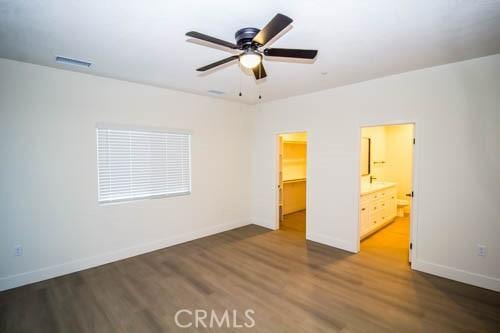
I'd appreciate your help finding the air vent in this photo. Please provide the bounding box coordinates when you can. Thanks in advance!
[55,56,92,68]
[207,90,224,95]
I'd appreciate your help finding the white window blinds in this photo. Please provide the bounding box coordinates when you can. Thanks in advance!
[96,126,191,203]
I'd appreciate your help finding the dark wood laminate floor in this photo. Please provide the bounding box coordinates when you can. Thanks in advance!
[1,218,499,332]
[280,210,306,233]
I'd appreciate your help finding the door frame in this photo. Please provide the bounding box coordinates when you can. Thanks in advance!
[274,130,309,231]
[356,121,419,266]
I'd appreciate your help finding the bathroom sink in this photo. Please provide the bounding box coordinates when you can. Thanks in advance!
[360,181,396,195]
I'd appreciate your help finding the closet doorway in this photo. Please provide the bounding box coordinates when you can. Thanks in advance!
[277,132,307,235]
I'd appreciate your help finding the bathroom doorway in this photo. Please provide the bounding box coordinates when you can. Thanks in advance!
[358,124,416,263]
[276,132,307,235]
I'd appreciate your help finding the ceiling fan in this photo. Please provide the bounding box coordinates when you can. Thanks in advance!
[186,13,318,80]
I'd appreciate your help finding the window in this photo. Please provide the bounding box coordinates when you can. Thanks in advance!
[96,125,191,203]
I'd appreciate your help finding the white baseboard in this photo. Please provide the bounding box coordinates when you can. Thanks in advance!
[250,218,277,230]
[412,259,500,292]
[307,232,358,253]
[0,220,250,292]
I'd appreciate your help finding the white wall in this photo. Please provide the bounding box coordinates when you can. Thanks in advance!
[0,59,253,290]
[360,126,387,182]
[251,54,500,291]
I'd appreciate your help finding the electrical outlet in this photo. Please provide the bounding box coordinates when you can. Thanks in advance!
[15,246,23,257]
[477,244,487,257]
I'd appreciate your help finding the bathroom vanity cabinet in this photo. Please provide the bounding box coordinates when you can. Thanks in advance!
[360,183,397,239]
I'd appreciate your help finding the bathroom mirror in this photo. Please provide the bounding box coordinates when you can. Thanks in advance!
[360,137,371,176]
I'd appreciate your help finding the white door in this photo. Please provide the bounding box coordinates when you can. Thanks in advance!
[278,136,284,223]
[408,127,415,263]
[406,191,414,262]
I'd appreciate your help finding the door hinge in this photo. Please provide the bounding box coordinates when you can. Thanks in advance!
[413,138,415,144]
[410,242,413,250]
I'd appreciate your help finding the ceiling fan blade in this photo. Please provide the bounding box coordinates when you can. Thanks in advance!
[186,31,238,49]
[264,48,318,59]
[196,55,239,71]
[252,63,267,80]
[253,13,293,46]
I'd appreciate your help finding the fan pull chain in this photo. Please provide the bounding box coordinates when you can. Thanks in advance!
[239,69,242,97]
[259,63,263,100]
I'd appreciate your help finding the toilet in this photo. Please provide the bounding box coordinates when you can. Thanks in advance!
[397,199,409,217]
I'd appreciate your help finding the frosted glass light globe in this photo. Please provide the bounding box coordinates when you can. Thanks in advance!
[240,51,261,69]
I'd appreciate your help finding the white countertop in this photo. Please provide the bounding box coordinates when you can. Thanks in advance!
[360,181,396,195]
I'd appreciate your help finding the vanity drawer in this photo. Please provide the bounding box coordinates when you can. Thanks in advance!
[378,213,390,225]
[360,195,370,205]
[380,188,396,199]
[369,211,388,226]
[377,198,388,210]
[368,214,381,230]
[367,192,381,200]
[369,199,387,213]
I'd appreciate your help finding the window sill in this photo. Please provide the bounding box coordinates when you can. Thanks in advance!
[98,191,191,205]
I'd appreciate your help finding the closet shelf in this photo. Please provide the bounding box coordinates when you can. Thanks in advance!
[283,178,307,184]
[283,140,307,145]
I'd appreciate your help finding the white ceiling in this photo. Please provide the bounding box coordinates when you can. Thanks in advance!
[1,0,500,104]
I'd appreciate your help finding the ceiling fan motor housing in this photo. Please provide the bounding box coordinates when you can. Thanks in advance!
[235,27,260,49]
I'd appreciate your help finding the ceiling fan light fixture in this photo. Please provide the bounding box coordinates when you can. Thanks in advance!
[239,50,261,69]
